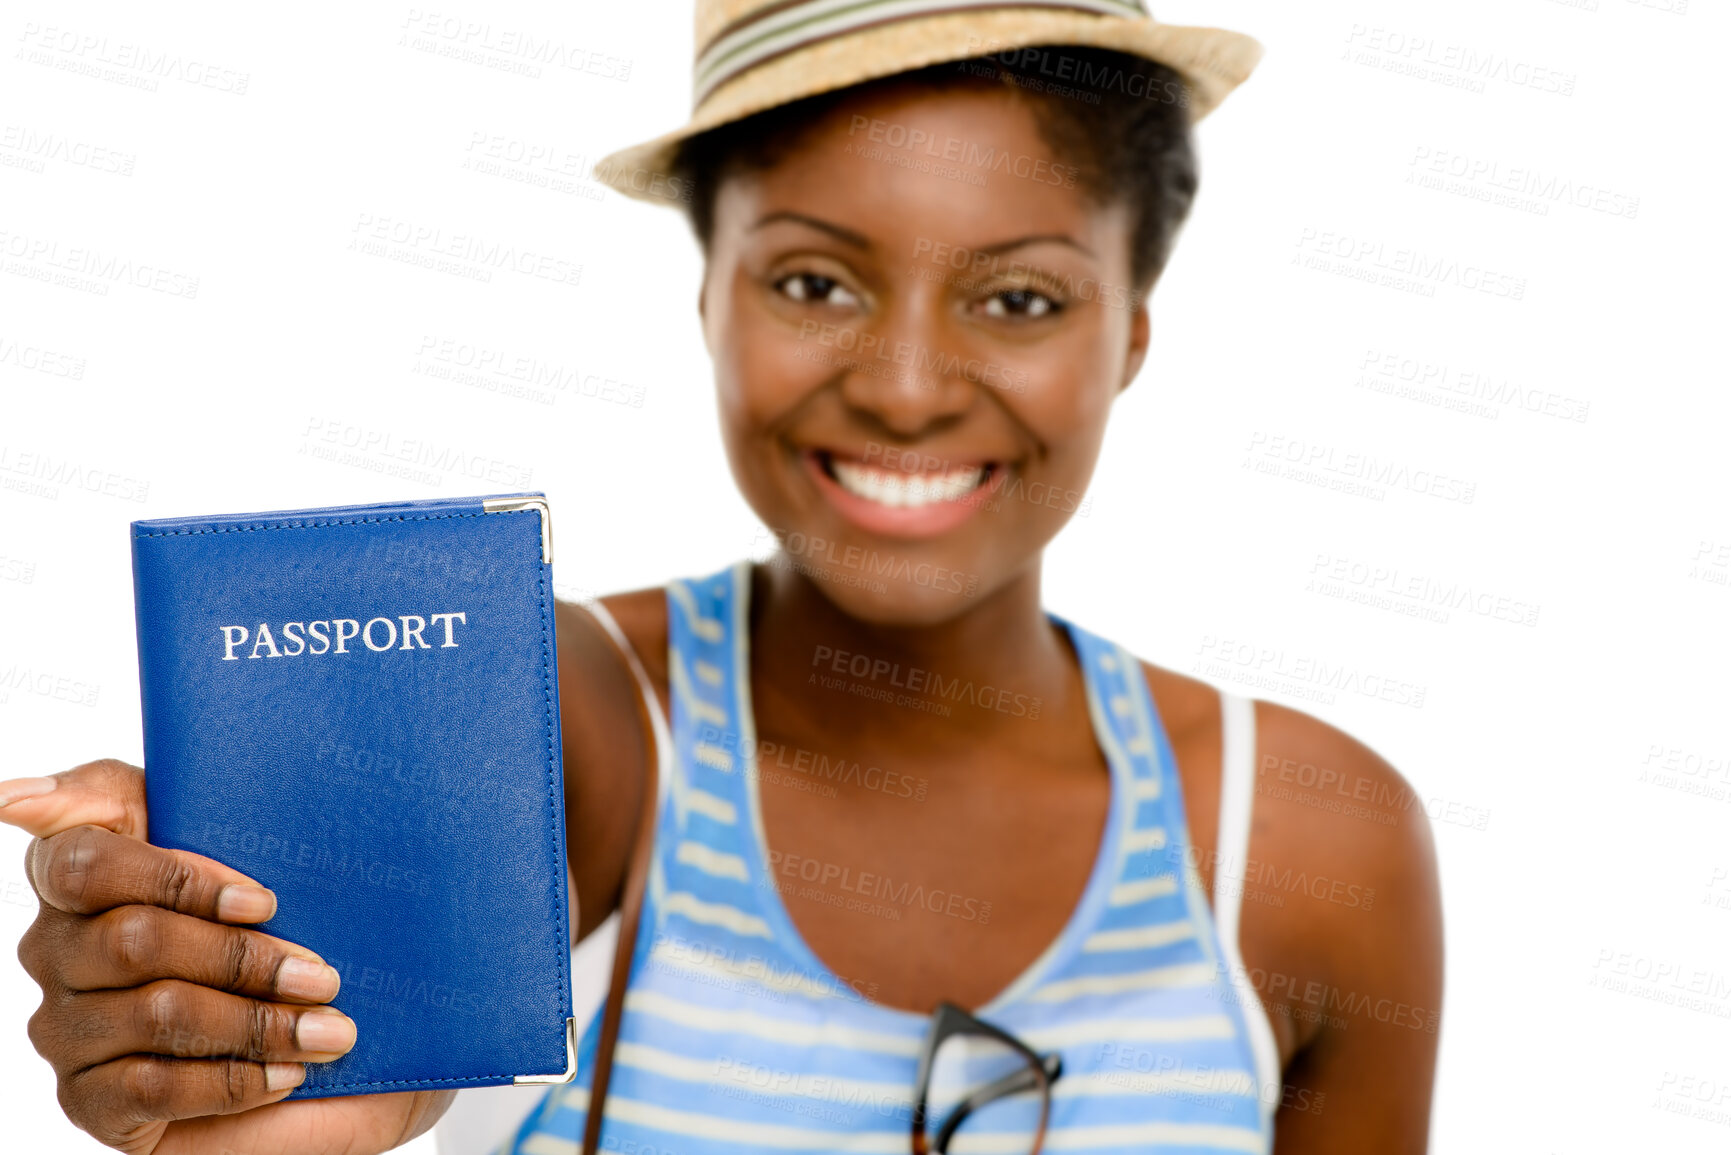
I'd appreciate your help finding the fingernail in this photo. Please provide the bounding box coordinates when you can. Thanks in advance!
[0,777,57,809]
[296,1008,357,1055]
[277,957,342,1002]
[265,1062,305,1091]
[216,884,276,923]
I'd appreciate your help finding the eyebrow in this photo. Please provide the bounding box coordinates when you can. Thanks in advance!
[750,212,1096,260]
[751,211,873,250]
[974,233,1096,259]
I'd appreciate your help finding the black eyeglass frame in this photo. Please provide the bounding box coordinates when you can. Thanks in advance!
[909,1001,1065,1155]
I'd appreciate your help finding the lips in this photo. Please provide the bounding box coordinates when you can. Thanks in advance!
[803,449,1007,539]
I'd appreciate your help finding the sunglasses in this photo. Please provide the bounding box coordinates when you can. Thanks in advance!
[910,1002,1065,1155]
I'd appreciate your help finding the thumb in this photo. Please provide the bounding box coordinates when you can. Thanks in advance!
[0,758,148,841]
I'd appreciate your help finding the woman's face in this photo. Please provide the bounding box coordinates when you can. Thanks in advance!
[701,80,1150,625]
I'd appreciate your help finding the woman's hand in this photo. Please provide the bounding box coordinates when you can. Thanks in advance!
[2,760,452,1155]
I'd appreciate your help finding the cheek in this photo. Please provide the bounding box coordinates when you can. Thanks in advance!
[1010,333,1122,459]
[710,288,836,513]
[713,276,827,433]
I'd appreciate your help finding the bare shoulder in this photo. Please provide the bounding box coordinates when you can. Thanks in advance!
[597,586,670,694]
[1140,659,1440,929]
[1251,697,1441,906]
[1141,662,1444,1093]
[552,587,669,695]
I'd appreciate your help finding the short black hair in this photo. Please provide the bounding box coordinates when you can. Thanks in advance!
[668,44,1199,292]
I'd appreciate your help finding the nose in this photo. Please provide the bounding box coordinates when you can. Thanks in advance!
[837,293,980,437]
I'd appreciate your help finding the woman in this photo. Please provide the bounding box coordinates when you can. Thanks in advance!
[3,2,1443,1153]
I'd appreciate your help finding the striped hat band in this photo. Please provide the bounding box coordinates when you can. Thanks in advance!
[694,0,1152,108]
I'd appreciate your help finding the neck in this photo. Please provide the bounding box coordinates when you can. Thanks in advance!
[748,552,1079,743]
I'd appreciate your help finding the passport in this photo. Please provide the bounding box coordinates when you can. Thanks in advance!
[130,493,576,1097]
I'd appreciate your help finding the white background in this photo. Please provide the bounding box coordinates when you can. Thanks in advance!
[2,0,1727,1152]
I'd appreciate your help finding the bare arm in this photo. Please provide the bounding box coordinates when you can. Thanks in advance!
[555,592,663,942]
[1255,707,1446,1152]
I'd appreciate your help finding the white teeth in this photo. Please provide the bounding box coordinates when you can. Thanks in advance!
[829,459,987,508]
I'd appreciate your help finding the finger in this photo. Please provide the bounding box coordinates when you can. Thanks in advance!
[41,982,357,1071]
[48,904,340,1004]
[0,759,147,840]
[29,825,277,924]
[65,1054,307,1136]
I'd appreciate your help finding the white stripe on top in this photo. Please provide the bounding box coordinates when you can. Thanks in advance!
[1213,690,1283,1135]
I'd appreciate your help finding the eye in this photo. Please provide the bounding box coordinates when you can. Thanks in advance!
[980,288,1061,319]
[775,272,860,308]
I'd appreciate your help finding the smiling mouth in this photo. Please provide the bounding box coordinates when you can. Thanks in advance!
[814,450,996,509]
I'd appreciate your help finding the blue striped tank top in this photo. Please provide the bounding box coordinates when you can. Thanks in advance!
[504,560,1279,1154]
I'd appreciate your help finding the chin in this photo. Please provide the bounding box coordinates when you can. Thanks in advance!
[792,557,992,627]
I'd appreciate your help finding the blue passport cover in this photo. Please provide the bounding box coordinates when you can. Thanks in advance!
[130,494,575,1097]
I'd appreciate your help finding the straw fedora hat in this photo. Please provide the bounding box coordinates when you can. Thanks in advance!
[595,0,1263,205]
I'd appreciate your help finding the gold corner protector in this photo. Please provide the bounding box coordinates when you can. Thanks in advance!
[483,496,553,565]
[513,1017,579,1086]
